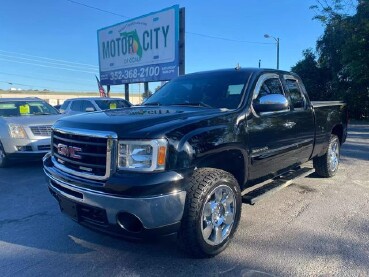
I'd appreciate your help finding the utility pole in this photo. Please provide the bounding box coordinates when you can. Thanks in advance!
[264,34,280,69]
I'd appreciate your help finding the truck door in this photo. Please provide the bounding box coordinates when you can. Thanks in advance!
[282,75,315,164]
[247,73,314,180]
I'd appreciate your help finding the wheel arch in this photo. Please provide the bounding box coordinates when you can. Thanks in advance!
[331,124,344,144]
[194,149,247,189]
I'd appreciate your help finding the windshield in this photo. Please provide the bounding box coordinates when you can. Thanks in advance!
[0,100,59,117]
[144,71,249,109]
[95,99,131,110]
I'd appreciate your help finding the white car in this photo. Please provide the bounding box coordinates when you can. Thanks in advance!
[59,97,132,115]
[0,98,63,167]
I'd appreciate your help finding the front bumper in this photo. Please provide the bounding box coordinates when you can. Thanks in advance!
[44,157,187,238]
[2,137,50,161]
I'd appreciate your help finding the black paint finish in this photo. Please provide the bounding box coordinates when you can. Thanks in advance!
[45,68,348,196]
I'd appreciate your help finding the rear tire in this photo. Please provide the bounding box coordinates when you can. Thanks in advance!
[178,168,242,258]
[313,134,340,177]
[0,141,8,168]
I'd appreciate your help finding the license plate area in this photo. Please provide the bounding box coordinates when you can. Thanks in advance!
[58,194,79,221]
[56,193,108,226]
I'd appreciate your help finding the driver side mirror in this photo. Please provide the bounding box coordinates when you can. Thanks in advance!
[253,94,289,114]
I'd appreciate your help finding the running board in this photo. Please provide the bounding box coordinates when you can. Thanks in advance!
[242,167,315,205]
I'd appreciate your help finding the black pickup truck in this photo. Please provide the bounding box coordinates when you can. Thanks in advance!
[43,68,347,258]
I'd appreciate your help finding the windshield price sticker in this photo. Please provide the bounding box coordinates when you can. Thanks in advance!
[19,105,30,114]
[109,103,117,109]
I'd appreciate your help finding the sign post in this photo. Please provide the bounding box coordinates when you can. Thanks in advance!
[179,8,185,76]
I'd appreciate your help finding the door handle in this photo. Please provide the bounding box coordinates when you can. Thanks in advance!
[283,121,296,128]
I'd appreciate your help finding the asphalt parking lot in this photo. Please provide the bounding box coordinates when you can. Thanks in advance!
[1,124,368,277]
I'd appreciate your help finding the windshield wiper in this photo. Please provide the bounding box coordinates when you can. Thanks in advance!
[143,102,161,106]
[171,102,212,108]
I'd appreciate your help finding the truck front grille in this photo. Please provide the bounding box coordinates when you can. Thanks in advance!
[30,125,52,136]
[52,129,115,180]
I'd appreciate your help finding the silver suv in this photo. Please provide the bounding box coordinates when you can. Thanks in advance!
[0,98,63,167]
[59,97,132,115]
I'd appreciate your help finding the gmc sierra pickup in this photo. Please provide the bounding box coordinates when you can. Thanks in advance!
[43,68,347,258]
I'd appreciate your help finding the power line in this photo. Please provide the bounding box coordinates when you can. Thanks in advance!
[0,72,96,87]
[0,80,75,91]
[65,0,129,18]
[0,80,96,92]
[0,72,96,83]
[0,53,98,71]
[0,49,98,69]
[63,0,272,45]
[0,58,97,74]
[186,32,274,45]
[0,80,34,88]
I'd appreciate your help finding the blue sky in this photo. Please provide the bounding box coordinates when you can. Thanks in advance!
[0,0,324,94]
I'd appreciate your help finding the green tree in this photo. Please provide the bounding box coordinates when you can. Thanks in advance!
[291,49,330,100]
[340,1,369,118]
[292,0,369,119]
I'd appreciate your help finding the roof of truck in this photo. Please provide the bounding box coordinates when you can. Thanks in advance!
[184,67,294,76]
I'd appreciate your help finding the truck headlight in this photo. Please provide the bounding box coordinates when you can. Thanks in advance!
[118,139,167,171]
[8,124,28,139]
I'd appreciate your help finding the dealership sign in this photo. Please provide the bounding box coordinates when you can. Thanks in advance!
[97,5,179,85]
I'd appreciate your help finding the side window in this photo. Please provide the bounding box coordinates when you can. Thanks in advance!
[285,79,306,109]
[256,77,284,101]
[81,100,96,111]
[60,100,70,110]
[70,100,83,112]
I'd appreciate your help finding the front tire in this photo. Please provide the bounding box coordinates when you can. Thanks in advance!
[313,134,340,177]
[178,168,242,258]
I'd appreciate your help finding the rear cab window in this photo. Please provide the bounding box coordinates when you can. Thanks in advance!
[284,76,307,110]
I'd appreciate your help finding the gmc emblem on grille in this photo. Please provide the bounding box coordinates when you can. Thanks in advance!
[57,143,82,159]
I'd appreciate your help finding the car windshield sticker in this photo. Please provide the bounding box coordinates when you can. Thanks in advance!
[19,104,30,114]
[109,103,117,109]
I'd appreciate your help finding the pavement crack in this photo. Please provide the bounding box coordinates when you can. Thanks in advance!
[0,211,52,227]
[294,203,310,218]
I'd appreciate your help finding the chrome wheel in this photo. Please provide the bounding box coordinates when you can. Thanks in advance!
[328,137,340,172]
[201,185,236,246]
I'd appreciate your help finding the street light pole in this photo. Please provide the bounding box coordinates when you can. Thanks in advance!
[264,34,280,70]
[276,37,279,70]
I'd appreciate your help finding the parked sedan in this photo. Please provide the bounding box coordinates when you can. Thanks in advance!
[0,98,63,167]
[59,97,132,115]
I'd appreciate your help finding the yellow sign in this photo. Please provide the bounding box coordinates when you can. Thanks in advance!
[19,105,30,114]
[109,103,117,109]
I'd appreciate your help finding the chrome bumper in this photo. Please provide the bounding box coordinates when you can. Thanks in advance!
[45,170,186,229]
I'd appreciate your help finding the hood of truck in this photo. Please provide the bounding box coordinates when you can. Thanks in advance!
[53,106,233,138]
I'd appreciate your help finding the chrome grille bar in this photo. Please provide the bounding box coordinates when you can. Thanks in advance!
[51,127,117,181]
